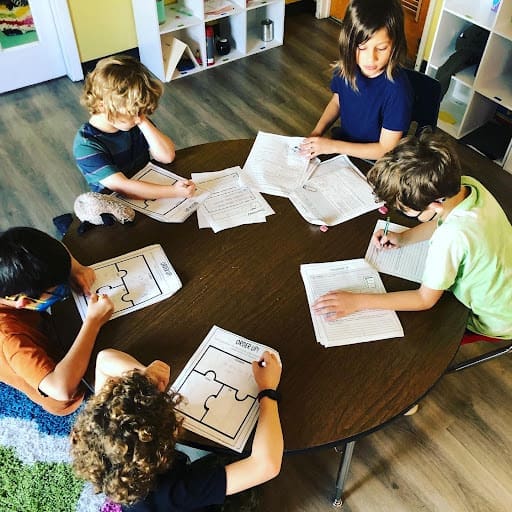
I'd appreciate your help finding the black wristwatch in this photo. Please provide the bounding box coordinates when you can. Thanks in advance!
[257,388,281,403]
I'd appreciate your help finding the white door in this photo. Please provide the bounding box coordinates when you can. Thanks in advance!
[0,0,82,94]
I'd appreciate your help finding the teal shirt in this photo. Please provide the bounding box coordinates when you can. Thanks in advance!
[422,176,512,338]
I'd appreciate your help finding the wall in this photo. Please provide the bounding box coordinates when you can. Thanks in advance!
[423,0,442,60]
[67,0,137,62]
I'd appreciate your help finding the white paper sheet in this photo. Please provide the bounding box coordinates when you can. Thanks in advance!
[72,245,182,321]
[241,131,317,197]
[289,155,383,226]
[172,326,280,452]
[365,220,429,283]
[300,259,404,346]
[113,162,208,223]
[191,166,274,232]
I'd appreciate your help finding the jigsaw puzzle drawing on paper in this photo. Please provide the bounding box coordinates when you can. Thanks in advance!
[176,346,258,439]
[72,245,182,321]
[94,254,163,313]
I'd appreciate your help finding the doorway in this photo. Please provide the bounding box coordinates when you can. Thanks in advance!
[326,0,432,64]
[0,0,82,94]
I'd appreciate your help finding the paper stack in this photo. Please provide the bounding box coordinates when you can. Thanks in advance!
[192,166,274,232]
[289,154,383,226]
[300,259,404,346]
[172,325,280,452]
[242,131,318,197]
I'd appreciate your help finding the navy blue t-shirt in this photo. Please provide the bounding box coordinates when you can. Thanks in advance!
[330,67,413,143]
[122,452,227,512]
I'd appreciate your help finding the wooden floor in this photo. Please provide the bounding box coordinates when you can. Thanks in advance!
[1,8,511,512]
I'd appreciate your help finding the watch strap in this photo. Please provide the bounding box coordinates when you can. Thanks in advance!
[257,388,281,403]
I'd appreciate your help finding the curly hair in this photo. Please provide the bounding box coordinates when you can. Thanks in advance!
[80,55,163,120]
[336,0,407,91]
[367,132,462,212]
[71,371,182,505]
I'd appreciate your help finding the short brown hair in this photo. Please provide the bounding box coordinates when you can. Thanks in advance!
[80,55,163,120]
[367,133,462,212]
[336,0,407,90]
[71,371,182,505]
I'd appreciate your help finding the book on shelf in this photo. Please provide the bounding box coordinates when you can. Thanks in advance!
[161,34,199,81]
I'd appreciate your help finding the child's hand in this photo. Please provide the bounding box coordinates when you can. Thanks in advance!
[372,229,402,249]
[144,360,171,391]
[299,136,337,158]
[252,351,281,391]
[172,179,196,198]
[312,291,359,320]
[70,258,96,295]
[85,293,114,325]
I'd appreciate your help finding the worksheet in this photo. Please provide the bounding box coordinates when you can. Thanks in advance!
[300,259,404,346]
[72,245,182,321]
[191,166,274,232]
[365,220,429,283]
[242,131,317,197]
[113,162,208,222]
[289,155,383,226]
[172,325,280,452]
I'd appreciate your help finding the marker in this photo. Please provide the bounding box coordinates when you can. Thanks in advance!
[258,360,267,368]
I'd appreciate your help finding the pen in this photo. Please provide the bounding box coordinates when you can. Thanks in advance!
[258,360,267,368]
[383,216,390,237]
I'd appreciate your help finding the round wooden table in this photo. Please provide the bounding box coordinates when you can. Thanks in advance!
[57,139,468,504]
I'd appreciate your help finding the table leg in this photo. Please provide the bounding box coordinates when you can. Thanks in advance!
[332,440,355,508]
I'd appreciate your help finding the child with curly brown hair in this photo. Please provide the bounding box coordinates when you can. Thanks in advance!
[73,54,195,199]
[71,349,283,511]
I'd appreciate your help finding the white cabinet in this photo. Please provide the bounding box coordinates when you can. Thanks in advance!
[132,0,284,82]
[426,0,512,171]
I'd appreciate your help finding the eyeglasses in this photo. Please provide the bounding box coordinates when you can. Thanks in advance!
[4,283,71,312]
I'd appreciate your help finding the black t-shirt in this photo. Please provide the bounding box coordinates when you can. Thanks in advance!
[123,452,227,512]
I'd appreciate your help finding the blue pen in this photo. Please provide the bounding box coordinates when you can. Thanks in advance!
[381,216,390,246]
[383,216,390,237]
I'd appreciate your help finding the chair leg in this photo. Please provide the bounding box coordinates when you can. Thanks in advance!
[448,343,512,373]
[332,441,355,508]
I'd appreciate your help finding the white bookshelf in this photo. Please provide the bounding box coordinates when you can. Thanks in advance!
[426,0,512,172]
[132,0,284,81]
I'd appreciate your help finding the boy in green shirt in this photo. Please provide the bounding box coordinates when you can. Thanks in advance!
[313,133,512,339]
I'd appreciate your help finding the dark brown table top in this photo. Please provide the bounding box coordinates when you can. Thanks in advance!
[58,139,468,452]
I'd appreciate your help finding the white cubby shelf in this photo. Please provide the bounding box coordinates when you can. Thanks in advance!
[132,0,284,81]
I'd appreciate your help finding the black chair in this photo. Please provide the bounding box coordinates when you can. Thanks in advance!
[403,68,442,136]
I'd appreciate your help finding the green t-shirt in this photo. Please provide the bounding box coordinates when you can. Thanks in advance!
[422,176,512,338]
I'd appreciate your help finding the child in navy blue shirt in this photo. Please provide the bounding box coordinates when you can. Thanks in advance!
[71,349,283,511]
[301,0,412,161]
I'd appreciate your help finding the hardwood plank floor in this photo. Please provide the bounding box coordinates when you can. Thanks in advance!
[1,8,511,511]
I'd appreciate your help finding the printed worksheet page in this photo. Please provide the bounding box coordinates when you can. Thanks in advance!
[72,245,182,321]
[289,155,382,226]
[365,220,429,283]
[191,166,274,232]
[113,162,208,222]
[172,326,280,452]
[300,259,404,346]
[242,131,316,197]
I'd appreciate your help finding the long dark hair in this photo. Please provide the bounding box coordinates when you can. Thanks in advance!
[336,0,407,90]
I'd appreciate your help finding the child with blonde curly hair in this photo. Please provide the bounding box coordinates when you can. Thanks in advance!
[71,349,283,511]
[73,54,195,199]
